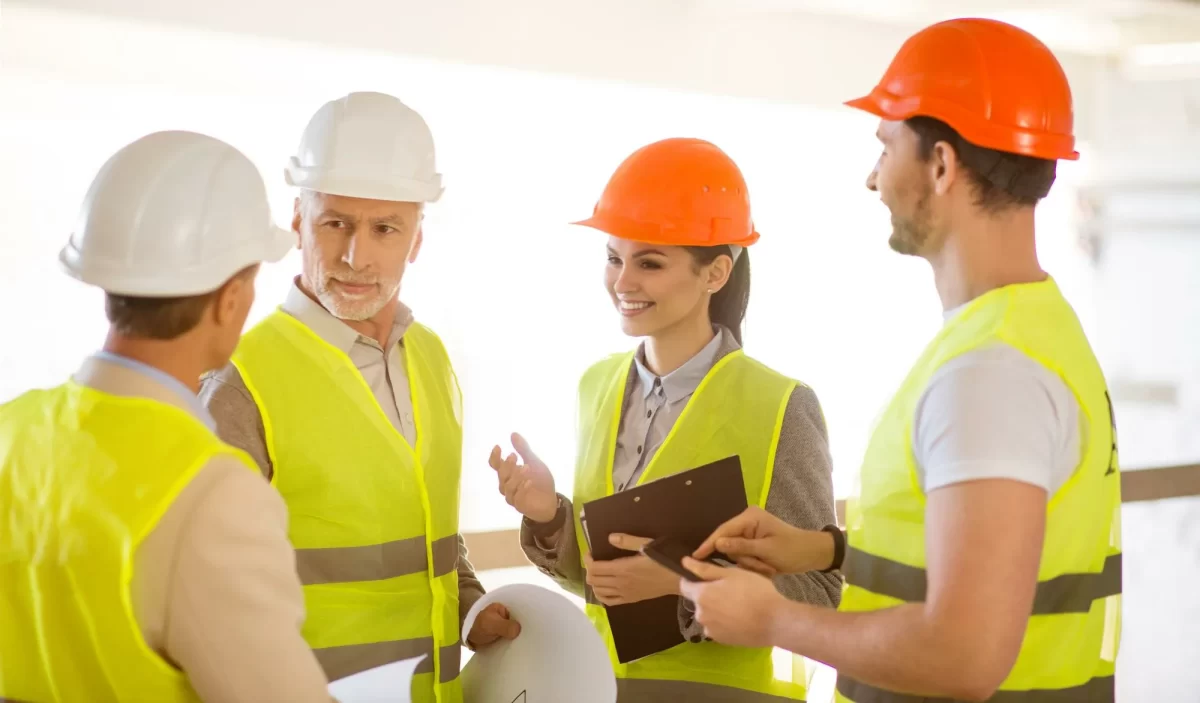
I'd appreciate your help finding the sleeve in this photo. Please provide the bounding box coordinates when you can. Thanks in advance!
[199,365,273,480]
[456,534,487,628]
[162,458,333,702]
[518,494,587,599]
[912,346,1077,495]
[679,384,843,640]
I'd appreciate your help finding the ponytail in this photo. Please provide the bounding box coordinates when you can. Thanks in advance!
[686,245,751,345]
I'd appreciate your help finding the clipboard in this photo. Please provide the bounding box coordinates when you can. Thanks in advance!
[579,455,747,663]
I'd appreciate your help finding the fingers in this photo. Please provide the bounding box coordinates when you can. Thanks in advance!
[592,585,625,605]
[608,533,651,551]
[694,511,754,559]
[682,557,729,582]
[735,555,778,577]
[511,432,542,468]
[714,535,768,561]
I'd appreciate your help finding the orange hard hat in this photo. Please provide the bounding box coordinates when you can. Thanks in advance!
[846,18,1078,161]
[572,138,759,247]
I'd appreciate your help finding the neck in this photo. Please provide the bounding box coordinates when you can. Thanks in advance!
[103,331,211,394]
[927,207,1047,311]
[644,314,715,377]
[342,299,399,347]
[299,277,398,346]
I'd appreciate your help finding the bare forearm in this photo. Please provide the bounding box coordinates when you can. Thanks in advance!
[770,600,996,701]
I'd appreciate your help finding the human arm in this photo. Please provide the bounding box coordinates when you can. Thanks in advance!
[198,365,273,478]
[683,479,1045,700]
[683,350,1074,699]
[158,459,333,702]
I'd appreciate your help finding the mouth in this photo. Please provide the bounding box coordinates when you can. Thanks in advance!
[330,279,377,297]
[617,300,654,317]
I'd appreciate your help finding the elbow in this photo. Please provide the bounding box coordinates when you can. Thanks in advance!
[944,649,1017,701]
[930,623,1020,701]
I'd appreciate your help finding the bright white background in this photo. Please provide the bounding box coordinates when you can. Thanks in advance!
[7,4,1199,699]
[0,11,1092,536]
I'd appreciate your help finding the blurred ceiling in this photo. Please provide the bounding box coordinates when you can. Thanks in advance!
[692,0,1200,55]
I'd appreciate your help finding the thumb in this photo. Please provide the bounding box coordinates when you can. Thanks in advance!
[683,557,729,582]
[511,432,543,468]
[503,617,522,639]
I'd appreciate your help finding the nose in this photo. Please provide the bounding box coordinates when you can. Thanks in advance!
[866,160,880,192]
[342,231,370,271]
[612,262,639,295]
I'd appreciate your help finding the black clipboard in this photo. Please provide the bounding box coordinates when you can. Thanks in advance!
[579,455,747,663]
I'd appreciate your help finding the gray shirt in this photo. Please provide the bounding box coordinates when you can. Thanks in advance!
[521,327,843,680]
[613,329,725,491]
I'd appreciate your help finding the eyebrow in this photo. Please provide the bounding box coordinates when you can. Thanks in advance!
[608,247,667,258]
[317,209,355,221]
[374,213,409,227]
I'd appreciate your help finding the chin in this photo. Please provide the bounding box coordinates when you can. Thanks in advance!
[618,316,657,339]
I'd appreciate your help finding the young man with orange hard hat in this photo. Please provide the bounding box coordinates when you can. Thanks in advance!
[679,18,1123,702]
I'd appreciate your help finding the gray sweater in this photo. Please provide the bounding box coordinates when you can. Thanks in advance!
[520,331,842,698]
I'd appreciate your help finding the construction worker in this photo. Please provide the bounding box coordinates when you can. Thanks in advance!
[678,18,1123,702]
[0,131,333,702]
[199,92,517,703]
[489,137,843,702]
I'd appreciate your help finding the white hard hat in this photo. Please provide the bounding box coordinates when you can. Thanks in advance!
[284,91,444,203]
[60,130,293,297]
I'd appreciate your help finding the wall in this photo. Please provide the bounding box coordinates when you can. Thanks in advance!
[10,0,1107,137]
[1086,70,1200,701]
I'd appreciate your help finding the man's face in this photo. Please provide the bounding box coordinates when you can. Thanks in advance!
[294,191,423,321]
[866,120,938,257]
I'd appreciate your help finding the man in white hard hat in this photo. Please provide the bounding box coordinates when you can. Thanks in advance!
[0,131,333,702]
[201,92,518,702]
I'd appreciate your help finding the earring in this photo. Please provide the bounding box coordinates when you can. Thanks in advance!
[706,288,714,294]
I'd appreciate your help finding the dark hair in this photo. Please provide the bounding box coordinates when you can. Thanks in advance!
[104,265,258,340]
[905,116,1058,212]
[686,245,750,345]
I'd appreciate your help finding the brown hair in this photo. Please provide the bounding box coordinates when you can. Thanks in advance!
[104,265,258,340]
[906,116,1058,212]
[686,245,751,345]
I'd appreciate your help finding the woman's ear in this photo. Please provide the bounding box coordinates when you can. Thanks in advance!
[706,254,734,294]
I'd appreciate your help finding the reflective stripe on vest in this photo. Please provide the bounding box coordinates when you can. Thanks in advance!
[0,383,257,703]
[838,278,1122,702]
[573,349,808,701]
[233,311,464,703]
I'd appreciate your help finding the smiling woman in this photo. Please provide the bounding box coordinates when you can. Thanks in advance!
[484,138,843,702]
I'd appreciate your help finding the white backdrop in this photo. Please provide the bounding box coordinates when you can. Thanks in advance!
[0,13,1091,535]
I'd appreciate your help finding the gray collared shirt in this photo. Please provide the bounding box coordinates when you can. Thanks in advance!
[279,283,417,445]
[613,328,726,490]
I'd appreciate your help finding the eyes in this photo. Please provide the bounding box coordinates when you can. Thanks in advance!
[607,255,664,271]
[320,220,400,236]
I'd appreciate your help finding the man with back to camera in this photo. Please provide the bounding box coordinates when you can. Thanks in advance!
[0,130,334,702]
[678,18,1123,702]
[201,92,519,703]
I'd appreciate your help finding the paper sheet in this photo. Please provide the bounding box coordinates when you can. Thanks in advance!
[328,655,425,703]
[460,583,616,703]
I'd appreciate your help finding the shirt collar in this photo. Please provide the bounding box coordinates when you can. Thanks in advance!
[281,277,414,353]
[633,326,728,404]
[83,351,216,432]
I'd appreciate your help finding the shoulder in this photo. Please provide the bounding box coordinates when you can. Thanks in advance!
[914,343,1081,494]
[199,364,259,416]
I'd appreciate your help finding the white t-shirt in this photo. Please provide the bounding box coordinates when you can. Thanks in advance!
[911,307,1085,495]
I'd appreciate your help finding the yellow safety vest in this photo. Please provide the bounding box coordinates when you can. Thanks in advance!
[574,349,809,702]
[0,382,257,703]
[837,278,1122,702]
[232,310,464,703]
